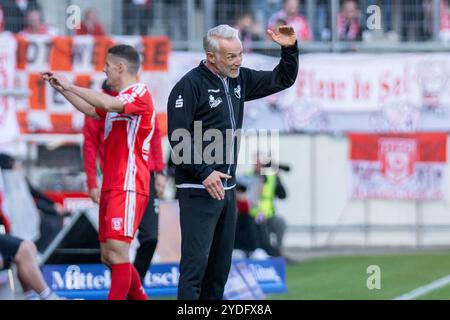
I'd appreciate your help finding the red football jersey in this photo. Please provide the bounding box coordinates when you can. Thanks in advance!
[96,83,155,195]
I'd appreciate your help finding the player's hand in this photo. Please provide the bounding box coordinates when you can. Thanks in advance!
[267,25,297,47]
[202,171,232,200]
[40,71,53,81]
[155,173,167,199]
[88,188,100,204]
[41,72,64,91]
[49,74,71,91]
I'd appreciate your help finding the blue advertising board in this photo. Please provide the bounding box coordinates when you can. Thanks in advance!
[41,258,288,300]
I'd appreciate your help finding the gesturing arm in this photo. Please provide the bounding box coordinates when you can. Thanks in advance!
[61,90,100,118]
[41,72,100,118]
[66,84,124,113]
[244,26,299,101]
[47,73,125,113]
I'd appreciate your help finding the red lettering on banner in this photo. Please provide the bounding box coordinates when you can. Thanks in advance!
[296,70,346,101]
[353,75,371,100]
[378,66,412,103]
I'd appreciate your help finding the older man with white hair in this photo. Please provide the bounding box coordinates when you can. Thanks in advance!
[167,24,298,300]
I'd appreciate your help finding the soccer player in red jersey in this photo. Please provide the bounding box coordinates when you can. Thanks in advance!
[41,44,155,300]
[83,80,167,283]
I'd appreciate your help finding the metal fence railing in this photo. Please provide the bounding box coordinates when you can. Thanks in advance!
[2,0,450,52]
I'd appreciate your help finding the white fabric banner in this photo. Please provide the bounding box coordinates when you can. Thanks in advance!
[9,34,450,133]
[0,33,20,154]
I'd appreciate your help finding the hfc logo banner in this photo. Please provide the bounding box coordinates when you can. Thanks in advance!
[349,133,447,200]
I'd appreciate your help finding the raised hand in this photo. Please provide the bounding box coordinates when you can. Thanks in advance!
[267,25,297,47]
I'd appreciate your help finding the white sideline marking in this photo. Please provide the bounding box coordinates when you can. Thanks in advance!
[393,275,450,300]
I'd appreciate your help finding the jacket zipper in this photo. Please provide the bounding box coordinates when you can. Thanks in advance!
[219,77,236,188]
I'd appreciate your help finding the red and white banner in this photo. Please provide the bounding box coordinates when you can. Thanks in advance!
[13,35,171,135]
[349,133,447,200]
[0,33,20,152]
[9,35,450,134]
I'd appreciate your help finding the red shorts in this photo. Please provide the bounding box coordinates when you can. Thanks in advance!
[98,190,149,243]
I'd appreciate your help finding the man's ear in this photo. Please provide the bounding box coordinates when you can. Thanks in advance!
[117,61,126,74]
[206,52,216,64]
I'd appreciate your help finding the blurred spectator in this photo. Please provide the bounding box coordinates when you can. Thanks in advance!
[425,0,450,42]
[315,0,331,41]
[248,156,288,257]
[250,0,282,40]
[401,0,427,41]
[19,8,57,36]
[235,155,289,259]
[268,0,312,41]
[0,0,40,33]
[233,182,260,258]
[362,0,399,42]
[123,0,153,35]
[75,7,105,36]
[235,12,262,53]
[337,0,362,41]
[216,0,252,26]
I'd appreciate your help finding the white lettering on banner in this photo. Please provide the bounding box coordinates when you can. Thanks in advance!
[143,267,179,287]
[248,264,281,282]
[51,266,111,290]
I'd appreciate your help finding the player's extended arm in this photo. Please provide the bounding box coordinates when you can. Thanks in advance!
[61,90,100,119]
[49,73,124,113]
[41,72,99,118]
[67,85,124,113]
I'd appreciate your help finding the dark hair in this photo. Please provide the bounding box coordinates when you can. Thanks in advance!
[107,44,140,75]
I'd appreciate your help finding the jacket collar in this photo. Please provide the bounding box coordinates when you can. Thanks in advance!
[199,60,227,81]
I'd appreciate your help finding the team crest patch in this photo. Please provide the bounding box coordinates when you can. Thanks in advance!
[234,85,241,99]
[209,95,223,108]
[112,218,123,231]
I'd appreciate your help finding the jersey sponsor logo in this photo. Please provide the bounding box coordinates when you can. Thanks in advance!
[208,89,220,93]
[209,95,223,108]
[112,218,123,231]
[175,95,183,108]
[234,85,241,99]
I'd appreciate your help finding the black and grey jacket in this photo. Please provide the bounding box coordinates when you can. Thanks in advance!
[167,43,299,189]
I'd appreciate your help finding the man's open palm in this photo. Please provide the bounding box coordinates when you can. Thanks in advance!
[267,25,297,47]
